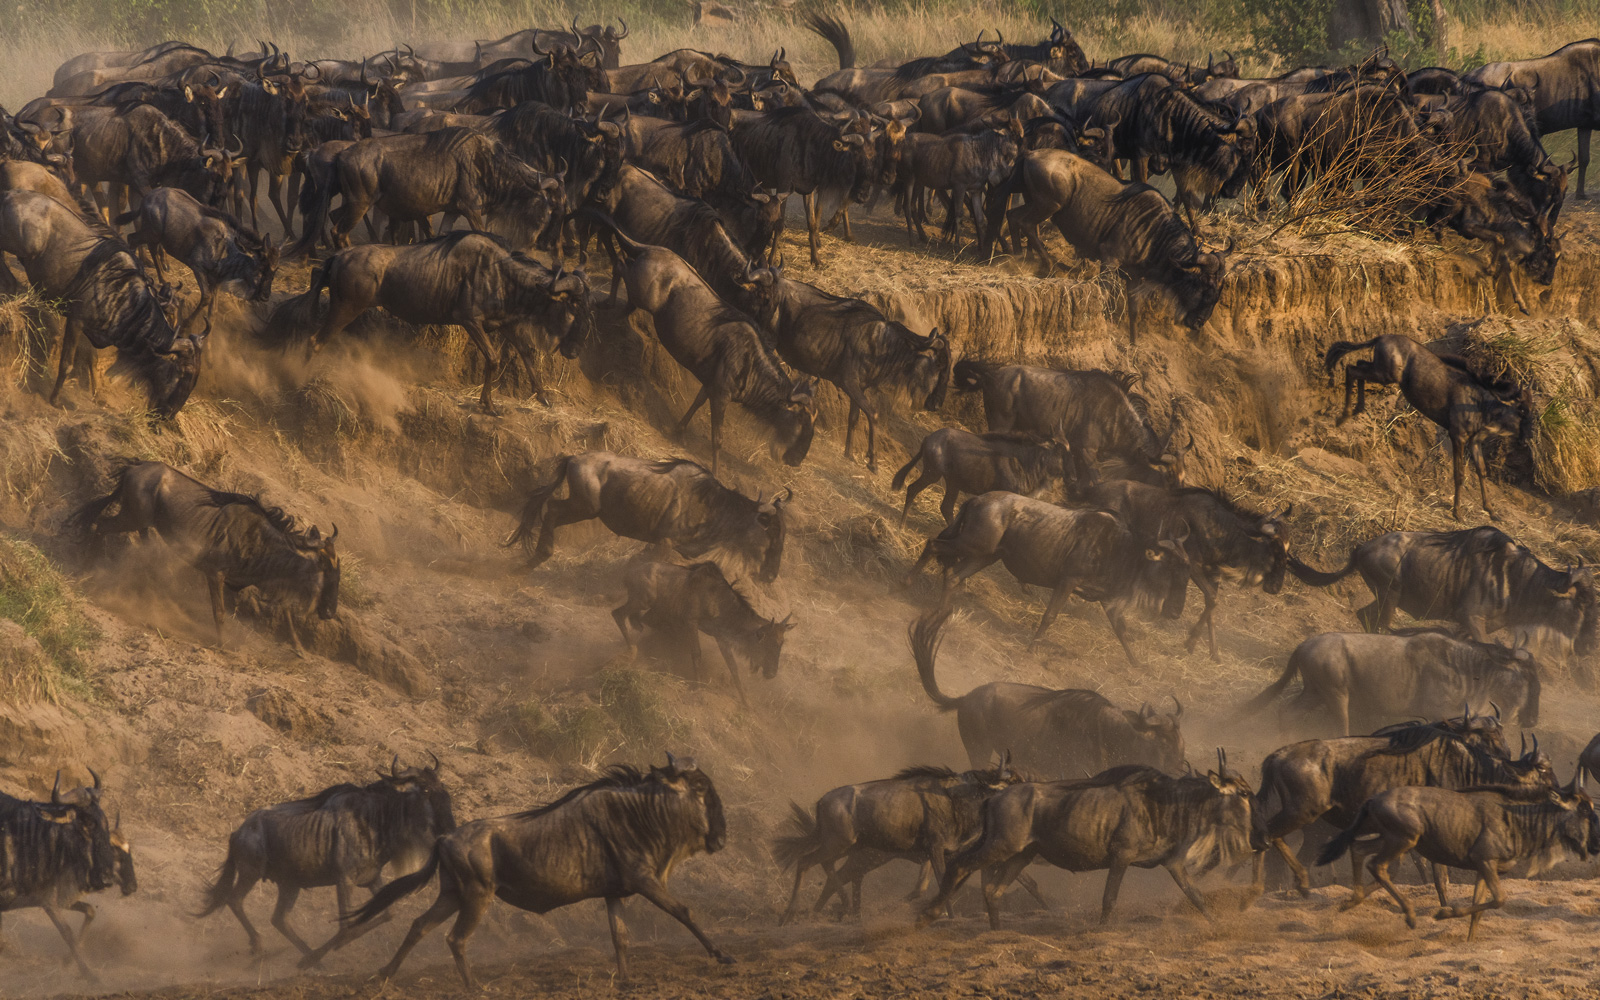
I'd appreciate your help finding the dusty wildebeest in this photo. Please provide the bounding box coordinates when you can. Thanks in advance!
[1080,481,1310,661]
[1256,720,1553,895]
[892,428,1072,525]
[1584,732,1600,780]
[1324,335,1527,521]
[1432,85,1568,227]
[345,756,731,986]
[773,758,1046,923]
[68,461,340,652]
[730,106,877,266]
[68,102,242,217]
[910,494,1188,665]
[1241,631,1541,736]
[454,42,605,113]
[754,274,949,471]
[897,123,1021,243]
[0,772,136,982]
[586,218,814,477]
[1465,39,1600,199]
[1319,777,1598,939]
[1291,526,1600,655]
[0,190,204,417]
[950,360,1188,486]
[612,560,796,703]
[505,452,791,583]
[114,186,278,327]
[195,757,455,965]
[909,606,1185,773]
[267,231,591,413]
[1002,150,1230,341]
[999,18,1089,76]
[919,759,1264,929]
[1426,169,1564,315]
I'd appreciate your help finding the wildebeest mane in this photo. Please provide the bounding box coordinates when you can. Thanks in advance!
[283,782,367,810]
[196,489,305,539]
[1370,722,1471,755]
[647,459,763,540]
[1020,686,1114,713]
[511,764,650,820]
[892,764,962,781]
[1110,184,1201,267]
[64,237,176,356]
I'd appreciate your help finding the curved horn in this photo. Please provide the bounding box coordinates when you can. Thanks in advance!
[227,134,243,157]
[530,33,551,56]
[1217,747,1225,773]
[52,770,62,805]
[572,15,583,39]
[1170,694,1183,718]
[1490,700,1502,721]
[89,768,101,791]
[327,524,339,543]
[391,753,401,776]
[617,18,629,39]
[301,62,322,83]
[428,749,440,770]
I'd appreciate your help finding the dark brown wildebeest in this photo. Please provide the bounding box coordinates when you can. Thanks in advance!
[1257,720,1553,895]
[1003,149,1230,341]
[1000,18,1090,76]
[1466,40,1600,199]
[1431,86,1568,227]
[898,124,1020,243]
[773,758,1046,923]
[52,41,211,93]
[909,606,1184,774]
[892,428,1072,525]
[919,759,1264,929]
[346,756,731,986]
[1323,336,1526,521]
[68,103,243,218]
[612,561,796,703]
[754,274,949,471]
[115,187,277,327]
[269,231,591,412]
[0,772,136,982]
[1241,631,1540,736]
[1583,732,1600,780]
[0,190,204,417]
[586,218,814,477]
[1292,527,1599,655]
[910,494,1187,665]
[951,361,1187,487]
[1319,778,1598,939]
[196,758,455,965]
[68,461,340,653]
[454,42,605,114]
[506,452,791,584]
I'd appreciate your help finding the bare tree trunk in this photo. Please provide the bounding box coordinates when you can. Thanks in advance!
[1329,0,1419,51]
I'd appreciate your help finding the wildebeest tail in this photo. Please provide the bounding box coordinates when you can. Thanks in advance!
[64,468,128,536]
[195,849,241,918]
[952,358,995,393]
[770,801,821,869]
[909,606,960,709]
[570,207,647,259]
[1238,655,1301,718]
[345,844,441,928]
[891,449,922,491]
[503,454,572,551]
[1315,802,1372,867]
[804,13,856,69]
[111,209,140,227]
[1286,552,1357,587]
[1322,337,1378,374]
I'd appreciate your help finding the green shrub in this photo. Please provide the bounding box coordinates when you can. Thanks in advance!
[0,536,99,702]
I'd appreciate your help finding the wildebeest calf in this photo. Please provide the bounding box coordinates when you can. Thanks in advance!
[115,186,277,327]
[891,428,1072,525]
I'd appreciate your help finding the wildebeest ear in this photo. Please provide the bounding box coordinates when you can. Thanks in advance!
[185,86,195,103]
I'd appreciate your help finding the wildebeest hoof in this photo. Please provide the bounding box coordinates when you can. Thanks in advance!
[1404,915,1419,929]
[1433,907,1454,920]
[715,953,736,965]
[297,952,324,970]
[1337,896,1361,912]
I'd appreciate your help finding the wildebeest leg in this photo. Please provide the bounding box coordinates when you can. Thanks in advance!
[1578,128,1591,200]
[442,883,494,989]
[1100,862,1129,922]
[49,313,81,406]
[457,321,503,414]
[303,879,391,966]
[840,377,878,471]
[706,394,727,479]
[712,635,749,704]
[1015,871,1048,909]
[1185,569,1221,660]
[804,191,822,266]
[1470,435,1496,521]
[205,570,227,646]
[676,385,710,441]
[377,882,463,981]
[1337,367,1363,424]
[605,897,631,980]
[1165,861,1212,919]
[269,885,314,956]
[1029,580,1079,647]
[66,900,96,954]
[1104,603,1143,668]
[224,874,264,953]
[629,876,735,965]
[979,850,1035,930]
[40,905,96,983]
[939,485,961,525]
[245,166,264,232]
[266,172,293,240]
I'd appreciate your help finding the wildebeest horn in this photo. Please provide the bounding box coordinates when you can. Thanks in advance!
[1490,700,1502,720]
[301,62,321,83]
[51,770,62,804]
[391,753,401,776]
[89,768,101,791]
[428,749,440,769]
[992,29,1004,49]
[572,15,583,38]
[616,18,629,39]
[1530,733,1539,758]
[327,524,339,544]
[665,750,679,772]
[1216,747,1225,773]
[1466,700,1473,723]
[531,33,550,56]
[1140,701,1154,718]
[227,134,243,157]
[1170,694,1183,718]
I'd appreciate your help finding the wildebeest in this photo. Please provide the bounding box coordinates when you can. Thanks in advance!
[506,452,790,584]
[911,493,1187,664]
[1241,631,1540,735]
[69,103,241,216]
[587,219,814,476]
[1318,778,1597,938]
[1257,720,1553,895]
[612,561,796,703]
[1293,526,1599,656]
[268,231,591,412]
[892,428,1072,525]
[1465,40,1600,199]
[897,124,1020,243]
[1101,81,1255,228]
[345,756,730,986]
[1584,732,1600,780]
[1003,150,1229,340]
[1434,86,1568,227]
[0,190,204,417]
[115,187,277,326]
[196,757,455,964]
[1324,335,1526,521]
[68,461,340,652]
[909,606,1184,773]
[0,772,136,981]
[919,760,1263,929]
[773,759,1043,923]
[730,106,877,266]
[951,361,1187,486]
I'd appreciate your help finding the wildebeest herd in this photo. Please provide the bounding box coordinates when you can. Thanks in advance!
[2,13,1599,991]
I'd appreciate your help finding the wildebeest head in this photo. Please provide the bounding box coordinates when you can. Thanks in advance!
[653,752,726,853]
[1206,51,1240,80]
[778,379,817,468]
[831,129,877,204]
[46,770,120,893]
[1251,504,1294,594]
[1047,18,1090,75]
[754,487,791,584]
[1176,238,1230,331]
[1121,697,1185,773]
[686,72,735,129]
[296,523,340,619]
[546,265,594,359]
[746,612,797,679]
[251,242,280,302]
[123,308,206,419]
[909,326,951,412]
[382,751,457,836]
[1548,560,1600,658]
[1547,774,1599,861]
[1204,748,1268,857]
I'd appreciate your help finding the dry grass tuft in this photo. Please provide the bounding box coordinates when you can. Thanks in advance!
[0,535,99,703]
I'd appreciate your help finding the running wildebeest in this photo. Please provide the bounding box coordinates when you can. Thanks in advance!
[0,189,204,417]
[773,757,1046,923]
[115,187,278,326]
[0,772,136,982]
[1318,777,1598,939]
[196,757,455,965]
[68,461,340,652]
[918,758,1264,929]
[1324,335,1527,521]
[1241,631,1540,736]
[909,492,1188,664]
[892,428,1073,525]
[506,452,791,583]
[1292,526,1600,656]
[909,607,1185,774]
[345,756,731,986]
[1257,720,1553,895]
[612,560,796,703]
[1465,40,1600,199]
[267,231,591,412]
